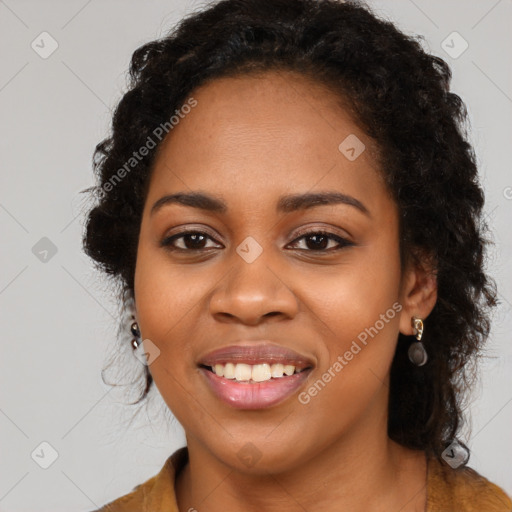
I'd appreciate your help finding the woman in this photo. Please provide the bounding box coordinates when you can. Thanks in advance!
[83,0,512,510]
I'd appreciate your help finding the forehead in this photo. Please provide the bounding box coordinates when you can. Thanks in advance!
[146,70,388,215]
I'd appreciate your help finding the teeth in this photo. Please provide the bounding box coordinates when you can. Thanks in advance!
[283,364,295,376]
[234,363,252,381]
[210,362,304,382]
[270,363,284,378]
[252,364,271,382]
[223,362,235,379]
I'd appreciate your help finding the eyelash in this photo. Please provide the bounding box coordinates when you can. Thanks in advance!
[160,229,353,253]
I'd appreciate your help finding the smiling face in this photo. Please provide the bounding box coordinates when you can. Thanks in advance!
[134,70,426,473]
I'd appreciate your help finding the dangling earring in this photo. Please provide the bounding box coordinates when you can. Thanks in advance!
[408,316,427,366]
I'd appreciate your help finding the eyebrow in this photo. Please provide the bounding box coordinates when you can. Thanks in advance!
[150,191,370,217]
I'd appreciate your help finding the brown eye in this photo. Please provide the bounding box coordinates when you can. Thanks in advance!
[160,231,221,251]
[288,230,353,252]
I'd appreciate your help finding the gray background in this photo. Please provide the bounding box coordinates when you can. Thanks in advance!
[1,0,511,510]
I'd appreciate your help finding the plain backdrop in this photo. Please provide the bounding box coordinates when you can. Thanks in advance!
[1,0,511,510]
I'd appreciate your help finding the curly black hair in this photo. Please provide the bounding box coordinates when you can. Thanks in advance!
[82,0,498,461]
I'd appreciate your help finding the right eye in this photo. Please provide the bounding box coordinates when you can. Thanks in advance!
[160,231,223,252]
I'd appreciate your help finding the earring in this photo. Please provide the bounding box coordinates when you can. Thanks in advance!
[130,321,141,350]
[408,316,427,366]
[122,289,141,350]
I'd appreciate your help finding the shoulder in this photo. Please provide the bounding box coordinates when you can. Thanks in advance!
[89,477,155,512]
[427,456,512,512]
[89,447,188,512]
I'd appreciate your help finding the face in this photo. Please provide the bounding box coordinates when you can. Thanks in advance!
[134,70,425,473]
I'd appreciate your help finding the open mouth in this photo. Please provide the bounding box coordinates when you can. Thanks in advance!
[197,342,315,409]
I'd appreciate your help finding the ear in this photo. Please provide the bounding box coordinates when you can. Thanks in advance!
[398,249,438,336]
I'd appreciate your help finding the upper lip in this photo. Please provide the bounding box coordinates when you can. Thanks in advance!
[198,342,315,370]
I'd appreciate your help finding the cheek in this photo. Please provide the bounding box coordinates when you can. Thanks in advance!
[134,246,191,377]
[297,295,401,444]
[134,238,211,338]
[133,253,200,418]
[302,240,402,344]
[133,243,226,411]
[297,237,402,399]
[306,279,401,396]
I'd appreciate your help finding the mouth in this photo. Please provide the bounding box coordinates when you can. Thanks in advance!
[198,343,314,409]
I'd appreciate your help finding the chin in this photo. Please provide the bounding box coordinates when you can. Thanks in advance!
[201,433,310,476]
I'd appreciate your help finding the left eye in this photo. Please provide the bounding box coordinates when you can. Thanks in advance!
[287,231,353,252]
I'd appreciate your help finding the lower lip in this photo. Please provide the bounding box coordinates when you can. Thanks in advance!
[200,368,311,409]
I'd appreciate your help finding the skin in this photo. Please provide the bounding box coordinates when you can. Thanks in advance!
[134,70,438,511]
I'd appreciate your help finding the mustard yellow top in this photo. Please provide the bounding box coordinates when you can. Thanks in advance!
[94,447,512,511]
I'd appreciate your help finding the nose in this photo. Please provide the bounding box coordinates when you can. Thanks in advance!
[209,251,299,326]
